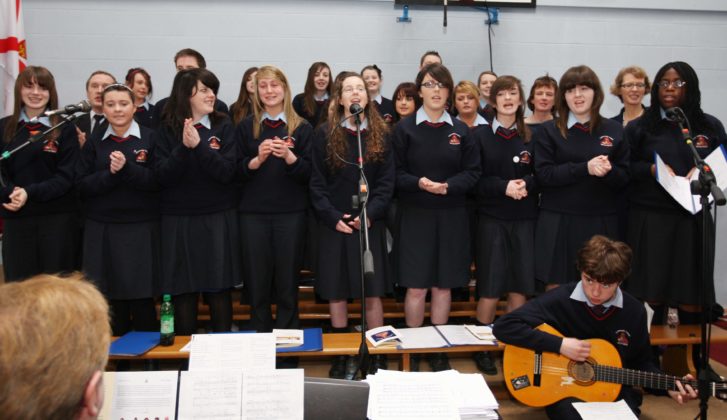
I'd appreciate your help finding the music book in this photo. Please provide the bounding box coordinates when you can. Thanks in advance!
[655,145,727,214]
[396,325,498,349]
[366,325,403,347]
[109,331,160,356]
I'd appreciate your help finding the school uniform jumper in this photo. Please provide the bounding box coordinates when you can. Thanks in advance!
[625,111,726,305]
[156,114,240,334]
[0,114,80,281]
[534,117,629,285]
[475,121,538,297]
[236,114,314,332]
[392,109,481,289]
[310,122,395,300]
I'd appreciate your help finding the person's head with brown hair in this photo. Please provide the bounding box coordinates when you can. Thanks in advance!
[555,65,605,137]
[576,235,633,286]
[0,273,111,420]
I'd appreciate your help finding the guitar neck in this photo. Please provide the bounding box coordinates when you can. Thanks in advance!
[595,365,696,391]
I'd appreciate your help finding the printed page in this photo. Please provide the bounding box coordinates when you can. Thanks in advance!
[102,371,178,420]
[366,370,460,420]
[655,153,696,214]
[241,369,304,420]
[188,333,276,371]
[396,326,449,349]
[178,370,242,420]
[436,325,495,346]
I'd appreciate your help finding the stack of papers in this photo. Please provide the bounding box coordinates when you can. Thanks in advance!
[365,369,499,420]
[394,325,497,349]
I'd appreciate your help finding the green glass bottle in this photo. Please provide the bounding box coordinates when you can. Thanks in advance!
[160,294,175,346]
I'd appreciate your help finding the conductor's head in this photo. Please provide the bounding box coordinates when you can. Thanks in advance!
[0,274,111,420]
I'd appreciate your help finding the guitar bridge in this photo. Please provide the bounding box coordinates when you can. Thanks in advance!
[533,351,542,387]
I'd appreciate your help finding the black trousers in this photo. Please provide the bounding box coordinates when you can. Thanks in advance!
[239,212,305,332]
[109,298,158,336]
[173,291,232,335]
[2,212,80,282]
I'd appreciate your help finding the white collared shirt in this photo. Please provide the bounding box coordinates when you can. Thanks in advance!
[260,112,288,124]
[314,93,329,102]
[373,94,383,105]
[341,117,369,131]
[194,114,211,129]
[570,280,624,309]
[415,107,453,126]
[567,112,589,129]
[19,109,51,126]
[102,120,141,141]
[456,113,489,127]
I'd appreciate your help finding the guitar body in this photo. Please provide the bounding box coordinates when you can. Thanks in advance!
[502,324,623,407]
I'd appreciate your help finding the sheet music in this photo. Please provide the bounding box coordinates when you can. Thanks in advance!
[100,371,178,420]
[572,399,637,420]
[396,326,449,349]
[367,372,460,420]
[241,370,304,420]
[436,325,496,346]
[188,333,276,371]
[178,370,242,420]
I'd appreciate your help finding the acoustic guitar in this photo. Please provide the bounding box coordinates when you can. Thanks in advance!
[502,324,727,407]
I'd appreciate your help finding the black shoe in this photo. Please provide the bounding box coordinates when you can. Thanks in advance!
[344,356,359,380]
[329,355,347,379]
[428,352,451,372]
[369,354,388,374]
[410,354,421,372]
[473,351,497,375]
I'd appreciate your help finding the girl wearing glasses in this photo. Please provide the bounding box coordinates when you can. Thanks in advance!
[393,63,480,371]
[534,65,629,289]
[156,68,240,335]
[0,66,80,282]
[625,61,726,324]
[310,71,394,378]
[77,84,159,335]
[610,66,650,127]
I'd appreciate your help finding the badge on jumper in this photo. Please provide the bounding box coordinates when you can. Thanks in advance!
[694,135,709,148]
[599,136,614,147]
[42,139,58,153]
[283,136,296,148]
[448,133,461,145]
[208,136,221,150]
[134,149,148,163]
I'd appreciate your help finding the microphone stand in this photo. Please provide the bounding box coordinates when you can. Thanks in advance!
[671,108,725,420]
[351,109,374,379]
[0,113,85,188]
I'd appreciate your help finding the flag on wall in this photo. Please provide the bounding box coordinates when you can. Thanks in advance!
[1,0,27,117]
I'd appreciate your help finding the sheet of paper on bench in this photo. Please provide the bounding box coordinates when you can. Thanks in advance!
[99,371,178,420]
[189,333,276,371]
[397,326,450,349]
[178,369,304,420]
[439,325,496,346]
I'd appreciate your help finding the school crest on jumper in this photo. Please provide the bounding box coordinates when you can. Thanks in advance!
[448,133,461,145]
[599,136,614,147]
[518,151,532,165]
[615,329,631,347]
[134,149,148,163]
[694,135,709,148]
[208,136,221,150]
[283,136,296,148]
[42,139,58,153]
[383,113,394,123]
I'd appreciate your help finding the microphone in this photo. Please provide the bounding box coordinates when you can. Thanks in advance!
[349,103,364,116]
[44,100,91,117]
[349,103,364,125]
[665,107,685,123]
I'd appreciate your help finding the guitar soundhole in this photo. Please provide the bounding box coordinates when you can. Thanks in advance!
[568,358,596,385]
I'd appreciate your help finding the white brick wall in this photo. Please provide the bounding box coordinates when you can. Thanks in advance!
[3,0,727,303]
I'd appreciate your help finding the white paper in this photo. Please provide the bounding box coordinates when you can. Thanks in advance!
[178,370,242,420]
[188,333,276,371]
[655,146,727,214]
[273,329,304,346]
[450,373,499,411]
[242,370,304,420]
[572,399,638,420]
[101,371,178,420]
[366,370,460,420]
[437,325,496,346]
[396,326,450,349]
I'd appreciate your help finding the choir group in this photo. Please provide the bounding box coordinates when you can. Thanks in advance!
[1,48,724,379]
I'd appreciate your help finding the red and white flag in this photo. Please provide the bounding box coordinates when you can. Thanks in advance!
[1,0,27,117]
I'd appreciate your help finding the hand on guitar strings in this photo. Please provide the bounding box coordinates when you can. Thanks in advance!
[669,374,698,404]
[559,337,591,362]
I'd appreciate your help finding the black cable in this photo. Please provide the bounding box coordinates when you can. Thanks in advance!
[473,4,495,72]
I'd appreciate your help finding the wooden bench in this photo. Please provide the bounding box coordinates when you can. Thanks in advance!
[109,324,727,374]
